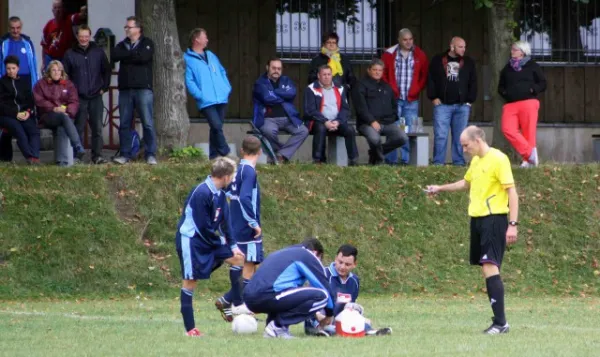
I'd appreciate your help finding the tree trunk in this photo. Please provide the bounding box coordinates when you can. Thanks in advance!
[488,2,519,157]
[139,0,190,150]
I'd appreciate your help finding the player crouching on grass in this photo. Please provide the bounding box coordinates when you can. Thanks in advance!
[215,136,264,320]
[304,244,392,337]
[244,238,336,339]
[175,157,245,337]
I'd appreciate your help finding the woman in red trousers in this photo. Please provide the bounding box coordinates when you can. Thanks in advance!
[498,41,547,167]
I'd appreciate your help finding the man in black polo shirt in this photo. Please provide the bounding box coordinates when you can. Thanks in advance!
[352,59,407,165]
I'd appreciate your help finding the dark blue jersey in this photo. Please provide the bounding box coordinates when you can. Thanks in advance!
[244,244,336,315]
[325,262,360,316]
[227,159,261,244]
[175,176,236,248]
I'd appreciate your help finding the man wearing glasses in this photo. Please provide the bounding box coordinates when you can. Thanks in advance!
[111,16,158,165]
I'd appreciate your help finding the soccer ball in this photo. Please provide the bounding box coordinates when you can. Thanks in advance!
[231,314,258,334]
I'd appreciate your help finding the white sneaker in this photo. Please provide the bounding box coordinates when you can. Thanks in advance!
[520,161,531,168]
[231,303,253,315]
[529,147,539,166]
[146,156,158,165]
[263,320,294,339]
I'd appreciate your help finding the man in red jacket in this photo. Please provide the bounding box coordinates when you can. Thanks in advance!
[41,0,87,68]
[381,28,428,165]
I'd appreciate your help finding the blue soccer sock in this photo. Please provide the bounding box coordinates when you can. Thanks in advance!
[180,288,195,332]
[229,266,243,306]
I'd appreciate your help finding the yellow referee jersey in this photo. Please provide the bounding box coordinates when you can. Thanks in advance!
[464,148,515,217]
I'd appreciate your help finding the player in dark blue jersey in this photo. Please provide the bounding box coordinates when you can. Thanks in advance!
[216,136,264,319]
[175,157,245,337]
[305,244,392,336]
[244,238,336,339]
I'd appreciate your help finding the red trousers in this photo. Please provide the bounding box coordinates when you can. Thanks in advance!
[501,99,539,161]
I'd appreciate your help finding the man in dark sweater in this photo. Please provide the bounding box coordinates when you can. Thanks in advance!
[427,37,477,166]
[63,25,111,164]
[352,59,407,165]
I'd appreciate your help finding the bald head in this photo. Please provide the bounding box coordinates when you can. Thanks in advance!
[450,36,466,57]
[461,125,485,141]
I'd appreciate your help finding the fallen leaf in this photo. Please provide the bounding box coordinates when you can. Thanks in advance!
[89,265,95,270]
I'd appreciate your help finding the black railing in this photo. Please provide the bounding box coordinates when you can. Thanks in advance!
[275,0,395,62]
[519,0,600,64]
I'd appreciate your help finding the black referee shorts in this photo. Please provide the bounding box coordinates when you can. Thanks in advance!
[470,214,508,267]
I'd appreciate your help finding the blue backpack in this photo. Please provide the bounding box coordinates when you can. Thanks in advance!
[130,130,140,158]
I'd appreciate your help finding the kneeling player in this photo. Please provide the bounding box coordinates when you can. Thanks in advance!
[244,238,336,339]
[176,157,245,337]
[216,136,264,320]
[305,244,392,336]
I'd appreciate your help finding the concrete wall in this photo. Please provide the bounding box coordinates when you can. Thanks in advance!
[187,123,600,164]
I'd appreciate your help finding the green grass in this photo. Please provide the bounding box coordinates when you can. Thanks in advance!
[0,296,599,356]
[0,163,599,299]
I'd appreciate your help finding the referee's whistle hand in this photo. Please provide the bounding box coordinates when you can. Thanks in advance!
[506,226,518,245]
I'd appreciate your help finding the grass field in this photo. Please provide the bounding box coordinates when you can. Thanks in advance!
[1,295,599,357]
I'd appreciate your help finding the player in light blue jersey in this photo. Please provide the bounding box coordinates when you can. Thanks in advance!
[216,136,264,320]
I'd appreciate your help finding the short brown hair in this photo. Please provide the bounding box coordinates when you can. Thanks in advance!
[266,57,282,67]
[368,58,384,69]
[126,16,142,29]
[77,24,92,35]
[317,65,332,74]
[189,28,206,47]
[241,136,262,156]
[211,157,236,178]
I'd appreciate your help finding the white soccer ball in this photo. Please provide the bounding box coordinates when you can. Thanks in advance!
[231,314,258,334]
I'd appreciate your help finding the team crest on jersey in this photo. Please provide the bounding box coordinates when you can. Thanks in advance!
[336,292,352,304]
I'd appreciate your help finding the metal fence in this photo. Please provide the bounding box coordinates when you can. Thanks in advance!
[519,0,600,64]
[275,0,395,62]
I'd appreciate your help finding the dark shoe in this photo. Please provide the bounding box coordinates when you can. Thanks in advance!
[75,149,85,161]
[348,159,358,166]
[366,327,392,336]
[276,154,288,164]
[483,318,510,335]
[92,156,108,165]
[215,297,233,322]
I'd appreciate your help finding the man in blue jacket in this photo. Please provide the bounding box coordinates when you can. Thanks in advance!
[304,65,358,165]
[184,28,232,159]
[244,237,336,339]
[175,157,245,337]
[253,58,308,163]
[63,25,111,164]
[0,16,39,162]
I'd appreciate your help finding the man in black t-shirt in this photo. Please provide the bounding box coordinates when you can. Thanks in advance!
[427,36,477,166]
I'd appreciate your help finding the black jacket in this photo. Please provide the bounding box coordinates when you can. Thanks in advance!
[111,36,154,90]
[427,51,477,104]
[63,42,111,99]
[308,52,356,88]
[498,60,546,103]
[0,75,34,118]
[352,76,397,127]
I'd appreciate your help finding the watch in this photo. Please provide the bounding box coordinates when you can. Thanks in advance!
[509,221,518,226]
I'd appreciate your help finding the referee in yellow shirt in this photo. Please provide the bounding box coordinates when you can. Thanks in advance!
[427,125,518,335]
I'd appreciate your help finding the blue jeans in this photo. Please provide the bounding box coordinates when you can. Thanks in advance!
[201,104,230,159]
[385,99,419,164]
[432,104,471,165]
[118,89,156,158]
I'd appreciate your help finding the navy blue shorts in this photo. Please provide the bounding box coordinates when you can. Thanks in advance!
[176,235,233,280]
[238,241,264,263]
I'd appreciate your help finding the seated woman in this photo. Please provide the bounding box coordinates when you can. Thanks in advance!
[0,55,40,164]
[33,60,85,166]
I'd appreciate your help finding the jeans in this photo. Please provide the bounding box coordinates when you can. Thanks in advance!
[118,89,156,158]
[432,104,471,165]
[0,116,40,159]
[42,112,84,153]
[311,120,358,162]
[385,99,419,164]
[75,95,105,159]
[201,104,230,159]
